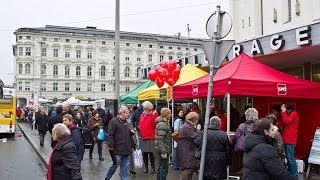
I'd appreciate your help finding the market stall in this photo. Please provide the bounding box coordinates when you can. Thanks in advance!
[120,80,155,104]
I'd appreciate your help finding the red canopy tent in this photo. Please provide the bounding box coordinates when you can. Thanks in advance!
[173,53,320,158]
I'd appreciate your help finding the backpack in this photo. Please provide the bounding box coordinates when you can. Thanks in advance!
[80,127,94,149]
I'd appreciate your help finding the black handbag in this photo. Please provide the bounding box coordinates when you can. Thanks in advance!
[195,147,202,160]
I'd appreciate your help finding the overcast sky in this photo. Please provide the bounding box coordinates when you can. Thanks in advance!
[0,0,229,85]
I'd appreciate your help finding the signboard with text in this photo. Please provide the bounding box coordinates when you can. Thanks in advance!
[308,128,320,165]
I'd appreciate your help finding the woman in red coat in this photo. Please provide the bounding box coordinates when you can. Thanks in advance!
[138,101,158,174]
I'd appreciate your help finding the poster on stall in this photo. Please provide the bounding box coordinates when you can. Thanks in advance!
[308,128,320,165]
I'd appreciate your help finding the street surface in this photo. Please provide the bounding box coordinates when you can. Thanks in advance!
[0,129,46,180]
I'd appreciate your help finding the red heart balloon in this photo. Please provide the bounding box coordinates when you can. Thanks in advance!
[173,67,181,77]
[156,78,165,88]
[148,69,157,82]
[166,78,175,86]
[172,71,180,83]
[160,61,168,69]
[168,59,177,70]
[154,65,161,72]
[158,67,167,78]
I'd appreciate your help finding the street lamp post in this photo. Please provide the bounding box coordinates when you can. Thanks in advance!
[38,42,45,109]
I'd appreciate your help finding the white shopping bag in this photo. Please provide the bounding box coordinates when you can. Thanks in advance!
[133,149,143,168]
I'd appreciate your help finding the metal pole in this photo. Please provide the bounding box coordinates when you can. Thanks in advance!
[38,42,44,110]
[187,24,192,63]
[115,0,120,107]
[199,6,221,180]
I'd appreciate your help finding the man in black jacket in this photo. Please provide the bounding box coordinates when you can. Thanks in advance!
[105,106,134,180]
[48,105,63,148]
[35,109,49,147]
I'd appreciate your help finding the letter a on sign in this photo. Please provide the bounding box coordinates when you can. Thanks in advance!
[192,85,198,96]
[277,83,287,95]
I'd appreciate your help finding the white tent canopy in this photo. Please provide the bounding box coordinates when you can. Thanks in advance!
[38,98,53,103]
[63,97,95,106]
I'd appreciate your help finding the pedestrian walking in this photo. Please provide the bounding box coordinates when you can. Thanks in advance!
[87,110,104,161]
[173,110,185,170]
[74,112,86,128]
[194,116,231,180]
[47,123,82,180]
[48,105,64,148]
[63,114,85,163]
[35,109,49,147]
[102,108,113,134]
[138,101,158,174]
[155,108,172,180]
[105,106,134,180]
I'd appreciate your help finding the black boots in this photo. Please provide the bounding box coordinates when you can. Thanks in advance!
[143,152,148,173]
[150,152,155,174]
[143,152,155,174]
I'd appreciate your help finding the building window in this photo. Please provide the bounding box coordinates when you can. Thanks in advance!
[18,82,22,90]
[160,46,163,49]
[26,36,31,40]
[65,49,70,58]
[76,83,81,91]
[41,47,47,57]
[77,40,81,43]
[137,57,141,61]
[177,47,181,50]
[66,39,70,43]
[87,83,92,91]
[138,44,141,47]
[25,47,31,56]
[53,65,58,76]
[18,63,23,74]
[186,47,189,51]
[160,55,164,61]
[113,56,115,60]
[242,19,244,28]
[76,66,81,76]
[87,66,92,77]
[126,43,130,46]
[41,64,46,75]
[65,83,70,91]
[18,36,22,40]
[42,37,47,41]
[65,65,70,76]
[125,57,129,61]
[25,82,30,90]
[101,84,106,91]
[53,83,58,91]
[149,45,153,48]
[125,86,130,92]
[124,67,130,77]
[177,56,181,59]
[19,47,23,56]
[136,67,141,77]
[112,67,115,77]
[87,50,93,59]
[53,49,58,57]
[148,54,152,62]
[169,56,173,60]
[101,66,106,77]
[249,17,251,27]
[169,47,172,49]
[102,41,106,45]
[41,83,46,91]
[54,38,58,42]
[88,40,92,44]
[25,63,31,74]
[76,50,81,58]
[194,48,198,51]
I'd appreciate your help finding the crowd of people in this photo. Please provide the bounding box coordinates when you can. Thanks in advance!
[18,101,303,180]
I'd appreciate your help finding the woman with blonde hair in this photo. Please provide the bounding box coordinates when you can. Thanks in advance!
[138,101,158,174]
[176,112,202,180]
[47,123,82,180]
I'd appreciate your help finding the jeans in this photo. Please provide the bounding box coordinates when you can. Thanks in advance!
[90,140,102,157]
[172,147,180,170]
[157,155,169,180]
[285,144,298,176]
[106,155,130,180]
[39,132,45,146]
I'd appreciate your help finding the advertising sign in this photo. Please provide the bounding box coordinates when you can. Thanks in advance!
[308,128,320,165]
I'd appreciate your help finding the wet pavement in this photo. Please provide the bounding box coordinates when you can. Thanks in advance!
[0,129,47,180]
[17,122,320,180]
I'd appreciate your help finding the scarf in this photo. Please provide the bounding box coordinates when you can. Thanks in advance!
[67,123,77,131]
[47,142,59,180]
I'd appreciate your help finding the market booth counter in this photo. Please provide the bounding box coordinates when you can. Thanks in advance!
[172,53,320,174]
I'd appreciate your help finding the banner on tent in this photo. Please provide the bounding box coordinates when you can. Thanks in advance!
[160,89,167,99]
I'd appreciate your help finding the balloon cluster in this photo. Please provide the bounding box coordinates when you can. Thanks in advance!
[148,59,181,88]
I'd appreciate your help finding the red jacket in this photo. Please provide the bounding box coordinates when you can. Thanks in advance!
[281,111,299,145]
[138,110,158,140]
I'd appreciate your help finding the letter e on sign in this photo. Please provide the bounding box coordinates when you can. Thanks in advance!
[192,85,198,96]
[277,83,287,96]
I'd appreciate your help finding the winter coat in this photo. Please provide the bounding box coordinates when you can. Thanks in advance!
[48,114,63,148]
[194,127,231,179]
[274,130,285,160]
[74,116,86,128]
[51,137,82,180]
[87,117,103,141]
[154,116,172,154]
[232,120,254,151]
[67,124,85,162]
[108,116,133,155]
[138,110,158,140]
[131,105,143,130]
[176,121,201,169]
[243,133,295,180]
[36,114,49,134]
[97,108,106,119]
[102,112,113,133]
[281,111,299,145]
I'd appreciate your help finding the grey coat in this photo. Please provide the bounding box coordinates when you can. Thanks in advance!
[154,116,172,154]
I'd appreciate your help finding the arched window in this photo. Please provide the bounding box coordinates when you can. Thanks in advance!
[25,63,31,74]
[125,67,130,77]
[18,63,23,74]
[136,67,141,77]
[65,65,70,76]
[41,64,46,75]
[76,66,81,76]
[112,66,115,77]
[53,65,58,75]
[101,65,106,77]
[87,66,92,77]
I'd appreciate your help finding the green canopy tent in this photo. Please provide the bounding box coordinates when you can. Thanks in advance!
[120,80,155,104]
